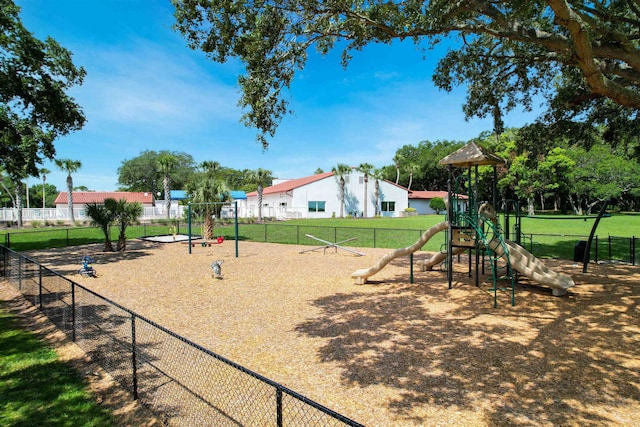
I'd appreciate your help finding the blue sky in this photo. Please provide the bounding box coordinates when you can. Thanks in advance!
[17,0,541,192]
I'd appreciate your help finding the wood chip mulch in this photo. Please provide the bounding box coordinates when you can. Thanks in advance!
[3,238,639,427]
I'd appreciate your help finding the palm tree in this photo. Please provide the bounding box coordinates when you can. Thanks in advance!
[112,198,143,251]
[406,163,420,191]
[13,178,25,227]
[249,168,272,222]
[331,163,351,218]
[357,163,374,218]
[54,158,82,224]
[157,153,178,219]
[392,154,404,184]
[372,168,385,216]
[39,168,50,215]
[187,162,229,240]
[85,200,115,252]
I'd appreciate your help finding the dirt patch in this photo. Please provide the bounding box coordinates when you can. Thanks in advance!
[4,238,640,426]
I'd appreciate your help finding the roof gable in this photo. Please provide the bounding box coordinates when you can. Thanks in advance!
[246,171,334,197]
[409,190,448,199]
[54,192,154,205]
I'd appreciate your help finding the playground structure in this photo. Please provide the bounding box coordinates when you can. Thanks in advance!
[78,255,97,277]
[300,234,365,256]
[352,142,575,306]
[186,201,239,257]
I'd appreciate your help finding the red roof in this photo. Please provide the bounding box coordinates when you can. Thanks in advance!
[246,171,335,197]
[54,192,154,205]
[409,191,468,200]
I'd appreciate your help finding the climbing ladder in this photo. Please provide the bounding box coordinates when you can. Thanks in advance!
[462,212,515,308]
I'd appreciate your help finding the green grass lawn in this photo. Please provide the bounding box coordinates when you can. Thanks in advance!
[284,213,637,238]
[1,212,638,260]
[0,309,115,427]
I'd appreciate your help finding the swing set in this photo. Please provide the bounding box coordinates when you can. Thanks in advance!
[186,201,239,257]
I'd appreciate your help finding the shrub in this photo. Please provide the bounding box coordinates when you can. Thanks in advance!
[430,197,446,214]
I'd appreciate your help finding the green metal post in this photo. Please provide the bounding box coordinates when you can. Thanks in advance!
[188,203,192,254]
[409,253,414,284]
[234,201,238,258]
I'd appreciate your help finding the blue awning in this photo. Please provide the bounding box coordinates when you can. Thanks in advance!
[230,191,247,200]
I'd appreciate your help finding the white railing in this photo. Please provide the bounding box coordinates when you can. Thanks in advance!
[1,206,188,223]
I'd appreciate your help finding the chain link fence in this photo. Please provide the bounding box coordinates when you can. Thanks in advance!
[0,246,363,427]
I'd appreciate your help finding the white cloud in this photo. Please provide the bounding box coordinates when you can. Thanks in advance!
[74,39,243,131]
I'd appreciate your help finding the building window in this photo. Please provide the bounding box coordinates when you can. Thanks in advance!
[308,201,326,212]
[279,202,287,208]
[359,176,364,184]
[381,201,395,212]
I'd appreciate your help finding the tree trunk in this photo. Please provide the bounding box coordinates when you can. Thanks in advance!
[117,228,127,251]
[164,175,171,219]
[339,178,345,218]
[568,195,582,215]
[527,197,535,216]
[374,180,380,216]
[258,185,263,222]
[15,182,24,227]
[103,236,114,252]
[203,211,214,240]
[363,176,368,218]
[539,193,545,211]
[67,176,75,224]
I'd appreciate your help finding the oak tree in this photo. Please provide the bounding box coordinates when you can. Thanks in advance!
[173,1,640,148]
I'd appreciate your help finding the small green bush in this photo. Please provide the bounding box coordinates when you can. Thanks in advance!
[430,197,446,214]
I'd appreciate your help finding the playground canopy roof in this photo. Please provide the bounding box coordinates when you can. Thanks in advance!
[439,141,505,168]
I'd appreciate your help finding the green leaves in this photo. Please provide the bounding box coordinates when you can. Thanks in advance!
[173,1,640,150]
[1,0,85,178]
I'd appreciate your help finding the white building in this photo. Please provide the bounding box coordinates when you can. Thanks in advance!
[246,170,409,219]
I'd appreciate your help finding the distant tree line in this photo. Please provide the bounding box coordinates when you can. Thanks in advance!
[382,129,640,215]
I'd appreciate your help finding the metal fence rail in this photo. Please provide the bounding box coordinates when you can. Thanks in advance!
[0,246,363,427]
[3,222,639,264]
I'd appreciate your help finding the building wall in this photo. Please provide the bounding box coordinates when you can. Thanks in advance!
[288,171,408,218]
[409,199,435,215]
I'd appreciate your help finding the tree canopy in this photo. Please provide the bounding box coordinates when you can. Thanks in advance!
[117,150,195,193]
[1,0,85,179]
[173,0,640,148]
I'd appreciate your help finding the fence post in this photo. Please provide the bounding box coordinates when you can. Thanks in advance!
[373,228,376,248]
[276,387,283,427]
[38,266,43,310]
[66,228,70,247]
[608,235,612,261]
[71,283,76,342]
[131,314,138,400]
[632,237,636,266]
[18,256,22,290]
[595,236,598,263]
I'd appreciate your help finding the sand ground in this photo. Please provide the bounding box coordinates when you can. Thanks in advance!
[3,238,640,426]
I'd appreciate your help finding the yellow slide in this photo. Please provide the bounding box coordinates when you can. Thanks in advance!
[489,239,575,296]
[352,222,448,284]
